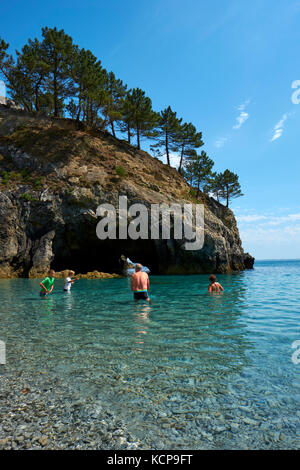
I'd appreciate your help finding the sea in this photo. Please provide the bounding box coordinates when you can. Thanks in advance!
[0,259,299,449]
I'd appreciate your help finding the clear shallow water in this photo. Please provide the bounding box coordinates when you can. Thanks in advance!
[0,260,299,449]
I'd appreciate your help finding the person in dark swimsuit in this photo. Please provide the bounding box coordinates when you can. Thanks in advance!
[130,264,151,302]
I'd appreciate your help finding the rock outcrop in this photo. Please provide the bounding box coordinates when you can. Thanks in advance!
[0,105,254,278]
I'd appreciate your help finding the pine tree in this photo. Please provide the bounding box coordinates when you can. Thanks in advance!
[184,150,214,198]
[119,91,135,144]
[40,27,74,117]
[203,173,222,201]
[121,88,157,150]
[0,38,13,83]
[177,122,204,174]
[150,106,181,166]
[220,169,243,207]
[70,46,106,125]
[205,170,243,207]
[13,38,50,112]
[102,72,127,137]
[0,38,20,105]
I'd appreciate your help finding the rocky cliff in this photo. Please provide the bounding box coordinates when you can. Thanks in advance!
[0,105,254,278]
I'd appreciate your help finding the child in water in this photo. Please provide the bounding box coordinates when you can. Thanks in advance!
[208,274,224,293]
[64,270,79,292]
[40,269,55,296]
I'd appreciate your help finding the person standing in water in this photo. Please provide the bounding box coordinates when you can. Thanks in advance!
[131,264,151,303]
[40,269,55,296]
[64,270,79,292]
[208,274,224,293]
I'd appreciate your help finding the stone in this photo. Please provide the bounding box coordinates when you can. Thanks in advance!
[39,436,48,447]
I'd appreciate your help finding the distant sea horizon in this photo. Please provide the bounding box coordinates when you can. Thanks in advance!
[253,258,300,262]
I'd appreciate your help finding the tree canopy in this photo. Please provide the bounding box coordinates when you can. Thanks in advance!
[0,27,244,207]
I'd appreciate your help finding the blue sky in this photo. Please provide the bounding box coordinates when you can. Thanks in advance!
[1,0,300,259]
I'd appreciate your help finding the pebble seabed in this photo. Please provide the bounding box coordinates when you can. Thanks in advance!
[0,368,140,450]
[0,366,299,450]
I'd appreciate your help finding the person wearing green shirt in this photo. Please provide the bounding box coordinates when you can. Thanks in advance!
[40,269,55,296]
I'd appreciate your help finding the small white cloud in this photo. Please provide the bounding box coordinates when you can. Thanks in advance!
[0,80,6,98]
[233,100,250,130]
[214,137,228,148]
[236,214,268,223]
[169,153,181,169]
[237,211,300,226]
[240,225,300,244]
[261,213,300,226]
[271,113,289,142]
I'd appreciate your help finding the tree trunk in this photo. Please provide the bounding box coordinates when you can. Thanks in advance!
[76,87,82,122]
[127,124,131,144]
[196,180,200,199]
[165,131,170,166]
[53,54,58,117]
[178,145,184,174]
[34,84,39,112]
[136,125,140,150]
[76,104,81,122]
[111,120,116,137]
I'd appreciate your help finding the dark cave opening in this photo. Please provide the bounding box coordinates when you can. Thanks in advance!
[51,232,161,275]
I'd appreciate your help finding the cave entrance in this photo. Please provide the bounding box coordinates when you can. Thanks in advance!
[52,234,160,275]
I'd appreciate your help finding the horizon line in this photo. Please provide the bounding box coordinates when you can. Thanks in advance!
[254,258,300,261]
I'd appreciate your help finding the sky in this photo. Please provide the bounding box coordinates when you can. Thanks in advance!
[0,0,300,259]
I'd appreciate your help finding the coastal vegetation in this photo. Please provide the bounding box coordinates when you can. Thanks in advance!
[0,27,242,207]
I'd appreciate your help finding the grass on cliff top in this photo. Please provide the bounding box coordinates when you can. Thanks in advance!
[0,126,79,163]
[0,119,233,215]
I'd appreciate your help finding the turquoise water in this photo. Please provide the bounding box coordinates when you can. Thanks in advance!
[0,260,299,449]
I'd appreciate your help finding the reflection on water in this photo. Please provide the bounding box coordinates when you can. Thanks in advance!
[0,261,299,449]
[132,303,151,354]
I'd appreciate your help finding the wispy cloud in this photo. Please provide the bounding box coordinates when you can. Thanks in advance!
[237,214,268,223]
[237,211,300,226]
[234,207,300,258]
[214,99,250,149]
[233,100,250,130]
[240,225,300,244]
[271,113,289,141]
[214,137,228,149]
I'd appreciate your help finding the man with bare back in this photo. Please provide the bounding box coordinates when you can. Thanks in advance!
[208,274,224,293]
[131,264,151,302]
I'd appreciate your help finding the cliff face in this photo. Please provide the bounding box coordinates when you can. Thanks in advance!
[0,105,254,278]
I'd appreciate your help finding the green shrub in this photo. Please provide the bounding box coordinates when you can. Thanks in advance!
[115,165,126,178]
[20,192,38,202]
[1,171,9,185]
[34,178,43,189]
[21,168,32,181]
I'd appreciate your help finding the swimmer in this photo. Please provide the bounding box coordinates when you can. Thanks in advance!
[40,269,55,296]
[64,270,79,292]
[208,274,224,293]
[131,263,151,303]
